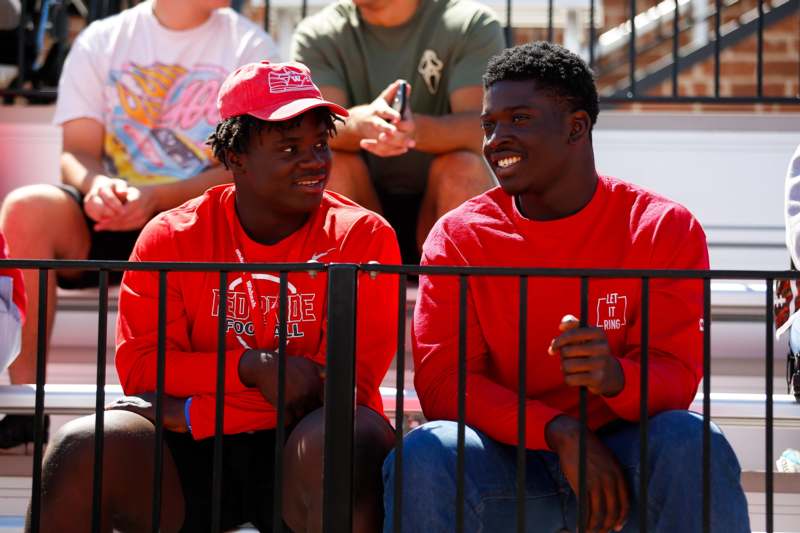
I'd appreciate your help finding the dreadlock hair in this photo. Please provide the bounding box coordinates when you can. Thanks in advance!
[207,107,342,169]
[483,42,599,129]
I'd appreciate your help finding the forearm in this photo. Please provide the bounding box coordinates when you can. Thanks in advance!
[151,165,232,212]
[328,104,374,152]
[418,369,563,450]
[116,343,249,398]
[60,151,108,193]
[413,112,483,154]
[603,354,699,420]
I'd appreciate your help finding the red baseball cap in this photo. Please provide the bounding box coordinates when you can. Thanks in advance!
[217,61,348,122]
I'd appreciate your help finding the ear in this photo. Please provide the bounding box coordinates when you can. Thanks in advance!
[225,149,246,173]
[567,110,591,144]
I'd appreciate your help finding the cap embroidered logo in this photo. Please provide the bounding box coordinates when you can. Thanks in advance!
[268,68,315,93]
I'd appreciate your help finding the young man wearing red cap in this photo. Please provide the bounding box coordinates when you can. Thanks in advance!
[34,61,400,533]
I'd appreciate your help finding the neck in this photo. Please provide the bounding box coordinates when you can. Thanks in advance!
[358,0,420,27]
[517,153,598,221]
[151,0,215,31]
[234,192,309,246]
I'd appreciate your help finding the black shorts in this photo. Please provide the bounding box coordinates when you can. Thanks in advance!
[57,185,141,289]
[363,150,434,265]
[164,429,283,532]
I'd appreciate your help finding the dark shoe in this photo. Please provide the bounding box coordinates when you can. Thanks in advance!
[0,414,50,450]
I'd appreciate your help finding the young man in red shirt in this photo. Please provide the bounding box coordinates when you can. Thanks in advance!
[384,43,749,532]
[35,61,399,533]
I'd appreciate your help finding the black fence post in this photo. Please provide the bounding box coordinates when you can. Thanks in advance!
[323,264,358,533]
[90,270,109,533]
[393,274,408,533]
[151,270,167,533]
[28,267,49,533]
[211,271,227,533]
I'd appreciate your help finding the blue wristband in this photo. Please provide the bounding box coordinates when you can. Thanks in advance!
[184,397,193,434]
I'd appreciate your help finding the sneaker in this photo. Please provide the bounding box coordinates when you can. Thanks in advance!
[0,414,50,450]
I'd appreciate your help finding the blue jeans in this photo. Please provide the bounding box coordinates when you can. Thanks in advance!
[383,411,750,532]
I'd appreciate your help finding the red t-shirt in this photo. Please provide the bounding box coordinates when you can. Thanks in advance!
[116,185,401,439]
[0,232,25,324]
[413,176,709,451]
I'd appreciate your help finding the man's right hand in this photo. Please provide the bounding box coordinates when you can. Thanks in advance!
[238,349,324,423]
[353,80,416,157]
[83,175,128,223]
[545,415,630,533]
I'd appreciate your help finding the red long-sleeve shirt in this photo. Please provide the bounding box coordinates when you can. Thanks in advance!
[116,185,400,439]
[413,176,709,451]
[0,232,26,324]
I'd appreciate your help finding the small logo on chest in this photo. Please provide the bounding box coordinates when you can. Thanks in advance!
[596,292,627,331]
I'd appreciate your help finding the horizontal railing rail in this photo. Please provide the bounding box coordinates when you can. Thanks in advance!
[1,258,796,532]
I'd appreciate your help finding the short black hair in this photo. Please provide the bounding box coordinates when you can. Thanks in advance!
[207,107,342,169]
[483,42,599,128]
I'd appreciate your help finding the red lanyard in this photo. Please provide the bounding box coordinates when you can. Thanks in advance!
[232,247,279,350]
[224,198,280,351]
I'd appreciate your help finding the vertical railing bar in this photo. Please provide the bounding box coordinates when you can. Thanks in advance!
[766,278,774,533]
[516,276,528,533]
[547,0,554,42]
[702,278,712,533]
[28,268,48,533]
[150,270,167,533]
[639,277,649,533]
[14,0,27,89]
[456,275,468,533]
[393,274,407,533]
[578,276,588,533]
[272,271,289,533]
[210,271,227,533]
[90,270,109,533]
[88,0,99,22]
[714,0,721,98]
[672,0,680,97]
[589,0,596,68]
[505,0,513,47]
[756,0,764,98]
[323,265,357,533]
[629,0,637,97]
[301,0,307,18]
[264,0,270,32]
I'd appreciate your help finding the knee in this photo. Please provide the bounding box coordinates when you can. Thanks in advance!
[385,421,459,489]
[0,185,70,239]
[649,411,740,473]
[43,416,98,480]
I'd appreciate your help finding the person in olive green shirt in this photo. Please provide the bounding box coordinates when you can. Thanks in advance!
[292,0,504,262]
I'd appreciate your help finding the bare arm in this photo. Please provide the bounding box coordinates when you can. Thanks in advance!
[60,118,231,231]
[412,86,484,155]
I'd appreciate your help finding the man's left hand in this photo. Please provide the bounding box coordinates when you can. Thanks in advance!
[105,392,189,433]
[549,314,625,397]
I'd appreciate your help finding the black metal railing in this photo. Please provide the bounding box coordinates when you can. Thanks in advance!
[1,0,798,105]
[0,258,792,532]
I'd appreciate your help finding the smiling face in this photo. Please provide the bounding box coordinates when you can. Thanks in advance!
[481,79,578,198]
[230,110,333,221]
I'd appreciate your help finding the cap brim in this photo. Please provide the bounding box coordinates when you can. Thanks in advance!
[247,98,349,122]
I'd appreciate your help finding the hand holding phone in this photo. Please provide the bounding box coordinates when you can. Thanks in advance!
[392,80,409,119]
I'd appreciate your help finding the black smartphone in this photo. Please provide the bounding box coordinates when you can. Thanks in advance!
[392,80,408,118]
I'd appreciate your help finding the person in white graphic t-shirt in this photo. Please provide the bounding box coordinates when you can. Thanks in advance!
[0,0,278,449]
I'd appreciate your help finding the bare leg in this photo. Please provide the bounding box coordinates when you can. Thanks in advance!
[282,406,394,533]
[328,150,383,213]
[0,185,90,384]
[31,410,184,533]
[417,150,495,250]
